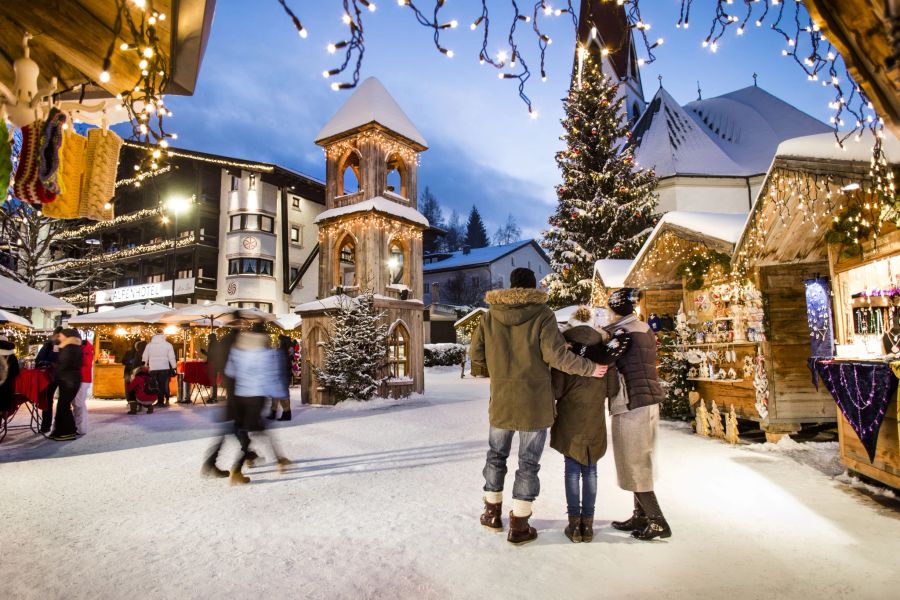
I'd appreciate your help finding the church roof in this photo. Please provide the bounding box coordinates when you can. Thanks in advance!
[423,240,546,273]
[315,77,428,148]
[577,0,639,88]
[632,85,830,178]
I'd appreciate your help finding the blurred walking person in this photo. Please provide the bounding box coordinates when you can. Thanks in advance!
[35,326,62,432]
[224,319,290,485]
[49,329,82,441]
[0,338,21,417]
[266,334,293,421]
[123,340,146,414]
[73,334,94,435]
[202,326,241,479]
[143,329,176,407]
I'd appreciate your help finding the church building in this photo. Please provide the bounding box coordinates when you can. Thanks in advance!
[297,77,428,404]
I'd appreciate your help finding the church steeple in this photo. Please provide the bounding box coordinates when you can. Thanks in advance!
[576,0,646,121]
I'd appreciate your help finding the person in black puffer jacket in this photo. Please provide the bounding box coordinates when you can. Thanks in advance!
[49,329,83,441]
[587,288,671,542]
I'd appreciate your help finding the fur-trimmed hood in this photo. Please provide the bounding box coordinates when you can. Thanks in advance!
[484,288,549,327]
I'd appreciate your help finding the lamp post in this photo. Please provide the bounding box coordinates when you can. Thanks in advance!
[85,238,101,313]
[162,196,193,307]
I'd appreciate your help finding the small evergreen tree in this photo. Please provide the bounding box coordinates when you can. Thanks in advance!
[466,206,490,249]
[657,332,693,420]
[542,53,658,307]
[314,291,389,402]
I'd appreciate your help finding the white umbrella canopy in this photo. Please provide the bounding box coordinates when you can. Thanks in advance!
[0,275,77,311]
[234,307,276,322]
[67,301,174,325]
[0,308,33,329]
[273,313,302,331]
[157,303,239,325]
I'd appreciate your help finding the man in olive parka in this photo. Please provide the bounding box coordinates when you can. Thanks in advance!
[470,268,607,545]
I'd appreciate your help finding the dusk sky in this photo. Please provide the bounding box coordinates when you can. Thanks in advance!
[160,0,837,238]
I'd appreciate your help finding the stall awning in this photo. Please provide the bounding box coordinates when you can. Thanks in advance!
[0,276,77,311]
[67,301,173,325]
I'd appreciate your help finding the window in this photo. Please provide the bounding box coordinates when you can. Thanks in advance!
[336,236,356,287]
[387,323,410,379]
[230,175,240,191]
[472,276,481,289]
[290,266,300,282]
[528,261,532,270]
[228,301,273,312]
[511,257,515,267]
[230,214,274,233]
[248,173,257,191]
[385,153,406,197]
[388,241,405,285]
[176,268,193,279]
[147,273,165,283]
[228,258,274,276]
[292,196,301,210]
[291,226,301,244]
[339,151,360,195]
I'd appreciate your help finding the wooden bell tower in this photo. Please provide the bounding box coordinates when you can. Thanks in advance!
[298,77,428,404]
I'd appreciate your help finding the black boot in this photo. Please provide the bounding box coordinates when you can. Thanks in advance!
[612,495,648,532]
[565,516,582,543]
[507,511,538,545]
[632,516,672,540]
[480,499,503,531]
[266,410,277,420]
[201,460,229,478]
[277,410,292,421]
[127,404,137,415]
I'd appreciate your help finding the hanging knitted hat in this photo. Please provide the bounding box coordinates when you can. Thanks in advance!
[0,120,12,196]
[12,120,43,205]
[37,107,66,199]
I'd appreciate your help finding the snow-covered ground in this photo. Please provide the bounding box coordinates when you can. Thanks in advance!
[2,368,898,600]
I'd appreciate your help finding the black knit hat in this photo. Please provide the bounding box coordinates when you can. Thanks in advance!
[510,267,537,289]
[60,328,81,339]
[608,288,641,316]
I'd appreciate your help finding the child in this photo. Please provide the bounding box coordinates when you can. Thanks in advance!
[550,307,627,543]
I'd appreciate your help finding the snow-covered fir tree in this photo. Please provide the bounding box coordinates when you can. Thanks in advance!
[314,291,389,402]
[658,332,693,420]
[542,55,658,307]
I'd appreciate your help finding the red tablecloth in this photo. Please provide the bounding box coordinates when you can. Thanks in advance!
[15,368,52,410]
[181,361,214,386]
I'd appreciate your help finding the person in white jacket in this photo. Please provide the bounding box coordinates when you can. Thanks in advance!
[142,332,177,407]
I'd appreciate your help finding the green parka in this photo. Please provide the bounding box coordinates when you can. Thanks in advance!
[470,288,597,431]
[550,325,620,466]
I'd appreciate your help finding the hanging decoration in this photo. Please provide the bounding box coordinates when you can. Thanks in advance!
[805,277,835,358]
[676,250,732,291]
[753,352,769,420]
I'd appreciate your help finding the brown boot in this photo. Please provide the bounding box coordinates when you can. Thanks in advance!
[580,516,594,543]
[229,469,250,485]
[507,511,538,545]
[480,499,503,531]
[564,516,582,543]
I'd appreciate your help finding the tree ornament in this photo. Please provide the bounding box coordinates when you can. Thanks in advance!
[725,405,740,445]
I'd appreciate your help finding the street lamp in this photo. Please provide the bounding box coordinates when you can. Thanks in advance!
[162,195,194,307]
[85,238,101,313]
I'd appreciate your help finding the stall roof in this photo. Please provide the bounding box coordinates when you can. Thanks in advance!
[67,301,173,325]
[774,130,900,164]
[0,308,32,329]
[454,307,487,329]
[626,211,748,288]
[594,259,633,289]
[0,276,77,311]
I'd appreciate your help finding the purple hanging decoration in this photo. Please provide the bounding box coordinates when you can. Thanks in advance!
[805,278,834,359]
[810,360,895,462]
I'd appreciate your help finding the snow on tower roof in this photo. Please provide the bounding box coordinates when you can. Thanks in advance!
[314,196,430,228]
[593,259,633,289]
[315,77,428,148]
[775,129,900,164]
[683,86,831,174]
[632,85,830,178]
[631,87,746,178]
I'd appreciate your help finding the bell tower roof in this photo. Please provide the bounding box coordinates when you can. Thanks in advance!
[315,77,428,149]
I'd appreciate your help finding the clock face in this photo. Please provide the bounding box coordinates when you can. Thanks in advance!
[242,236,259,250]
[227,282,237,296]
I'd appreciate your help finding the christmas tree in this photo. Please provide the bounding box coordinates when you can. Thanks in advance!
[542,54,658,307]
[658,332,693,420]
[314,291,389,402]
[465,206,490,249]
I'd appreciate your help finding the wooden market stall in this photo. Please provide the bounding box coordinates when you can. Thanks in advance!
[735,130,900,486]
[626,210,839,440]
[591,259,633,307]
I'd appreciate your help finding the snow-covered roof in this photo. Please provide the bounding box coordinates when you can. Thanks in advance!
[314,196,429,228]
[625,211,748,286]
[632,85,830,178]
[423,240,545,273]
[593,259,632,289]
[0,275,77,311]
[274,313,302,331]
[315,77,428,148]
[454,307,487,328]
[296,294,422,314]
[0,308,32,328]
[775,129,900,164]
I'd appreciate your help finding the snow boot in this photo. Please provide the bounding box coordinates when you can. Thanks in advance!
[147,405,154,414]
[580,517,594,543]
[127,406,137,415]
[266,409,277,420]
[565,516,582,543]
[245,449,259,468]
[507,511,538,546]
[229,469,250,485]
[277,410,292,421]
[632,516,672,541]
[612,495,648,532]
[480,499,504,531]
[276,456,291,473]
[202,461,229,479]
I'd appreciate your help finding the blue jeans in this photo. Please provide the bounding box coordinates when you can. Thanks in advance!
[564,456,598,517]
[483,427,547,502]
